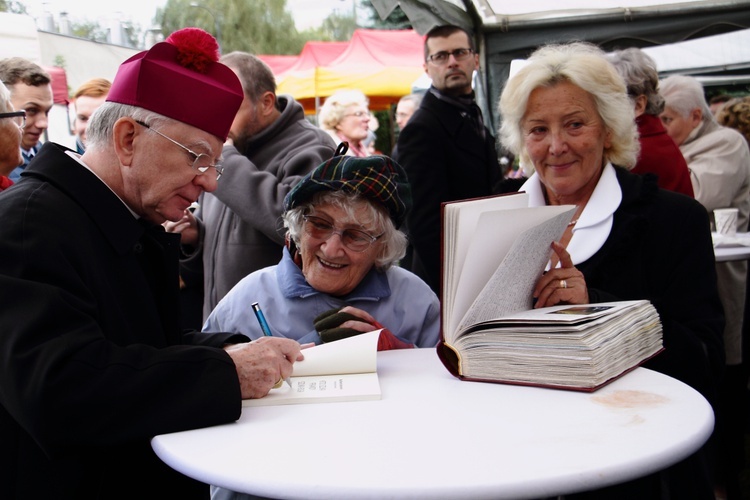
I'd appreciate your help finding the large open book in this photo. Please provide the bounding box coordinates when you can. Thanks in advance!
[436,192,664,391]
[243,330,381,406]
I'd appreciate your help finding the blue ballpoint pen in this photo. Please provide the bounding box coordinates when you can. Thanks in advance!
[251,302,292,388]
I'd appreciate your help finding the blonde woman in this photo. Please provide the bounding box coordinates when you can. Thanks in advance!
[318,89,371,157]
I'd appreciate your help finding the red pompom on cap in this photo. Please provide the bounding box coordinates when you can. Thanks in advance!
[165,27,220,74]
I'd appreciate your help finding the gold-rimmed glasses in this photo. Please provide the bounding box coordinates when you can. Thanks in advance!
[135,120,224,180]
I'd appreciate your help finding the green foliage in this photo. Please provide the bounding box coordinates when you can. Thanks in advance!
[372,109,394,155]
[319,11,357,41]
[0,1,27,14]
[157,0,308,55]
[70,21,109,43]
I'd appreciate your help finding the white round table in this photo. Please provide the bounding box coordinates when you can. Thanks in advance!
[152,349,714,499]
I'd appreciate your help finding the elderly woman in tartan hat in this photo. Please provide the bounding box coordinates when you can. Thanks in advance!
[203,150,440,351]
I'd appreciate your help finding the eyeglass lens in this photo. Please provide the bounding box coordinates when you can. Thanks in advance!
[303,215,377,252]
[0,112,25,128]
[135,120,223,180]
[429,48,472,64]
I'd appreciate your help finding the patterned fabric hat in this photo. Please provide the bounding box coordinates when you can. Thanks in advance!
[107,28,243,140]
[284,153,412,229]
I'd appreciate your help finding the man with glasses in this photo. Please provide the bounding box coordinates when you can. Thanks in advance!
[0,81,24,191]
[0,28,304,499]
[0,57,53,182]
[165,51,335,326]
[393,25,501,295]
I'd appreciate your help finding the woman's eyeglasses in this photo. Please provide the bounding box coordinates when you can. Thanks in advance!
[344,110,370,118]
[0,111,26,129]
[135,120,224,180]
[303,215,383,252]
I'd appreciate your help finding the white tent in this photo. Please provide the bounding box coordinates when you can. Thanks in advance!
[372,0,750,125]
[643,27,750,84]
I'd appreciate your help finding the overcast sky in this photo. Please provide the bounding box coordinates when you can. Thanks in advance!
[21,0,352,31]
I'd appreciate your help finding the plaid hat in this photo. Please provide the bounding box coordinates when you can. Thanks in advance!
[107,28,243,140]
[284,154,412,229]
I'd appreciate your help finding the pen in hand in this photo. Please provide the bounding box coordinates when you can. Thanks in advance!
[251,302,292,388]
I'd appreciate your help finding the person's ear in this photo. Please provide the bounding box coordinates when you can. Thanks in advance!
[259,91,277,117]
[633,95,647,117]
[690,108,703,128]
[112,118,137,167]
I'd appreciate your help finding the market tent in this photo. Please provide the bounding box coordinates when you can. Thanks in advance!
[372,0,750,127]
[277,29,424,113]
[43,66,69,104]
[257,55,298,76]
[288,41,349,70]
[642,27,750,84]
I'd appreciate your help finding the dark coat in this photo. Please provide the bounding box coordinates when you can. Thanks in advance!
[572,168,723,500]
[580,167,724,400]
[394,89,501,294]
[632,113,694,197]
[0,143,249,499]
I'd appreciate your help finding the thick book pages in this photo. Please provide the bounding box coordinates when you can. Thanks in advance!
[243,330,381,406]
[437,193,664,391]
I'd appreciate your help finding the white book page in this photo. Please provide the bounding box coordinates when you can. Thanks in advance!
[443,193,529,313]
[242,330,381,407]
[242,373,381,406]
[292,329,380,377]
[449,206,575,336]
[484,300,647,325]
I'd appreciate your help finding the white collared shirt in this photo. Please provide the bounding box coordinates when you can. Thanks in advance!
[520,163,622,266]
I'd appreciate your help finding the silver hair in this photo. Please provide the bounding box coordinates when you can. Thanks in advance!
[498,41,639,173]
[659,74,714,124]
[282,190,407,271]
[606,47,665,116]
[0,81,11,113]
[398,93,423,107]
[85,102,173,150]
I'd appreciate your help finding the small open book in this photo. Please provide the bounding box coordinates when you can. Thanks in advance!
[243,330,382,406]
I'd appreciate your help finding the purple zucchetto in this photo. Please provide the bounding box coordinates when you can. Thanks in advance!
[107,27,243,140]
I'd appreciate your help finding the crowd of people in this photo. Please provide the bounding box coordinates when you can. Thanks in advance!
[0,22,748,500]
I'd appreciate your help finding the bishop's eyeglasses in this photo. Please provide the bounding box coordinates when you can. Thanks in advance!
[135,120,224,180]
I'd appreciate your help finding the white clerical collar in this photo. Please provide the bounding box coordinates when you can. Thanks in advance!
[520,163,621,266]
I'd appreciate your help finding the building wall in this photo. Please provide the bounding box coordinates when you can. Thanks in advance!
[38,31,139,95]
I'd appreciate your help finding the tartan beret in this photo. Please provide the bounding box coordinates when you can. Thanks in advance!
[284,154,412,229]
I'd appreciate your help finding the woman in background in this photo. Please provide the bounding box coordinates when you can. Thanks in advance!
[607,47,693,197]
[318,89,371,157]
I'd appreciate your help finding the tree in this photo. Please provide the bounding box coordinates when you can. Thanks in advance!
[319,11,357,41]
[0,1,26,14]
[157,0,307,55]
[70,21,110,44]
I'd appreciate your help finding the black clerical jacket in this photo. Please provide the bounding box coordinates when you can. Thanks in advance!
[0,143,248,499]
